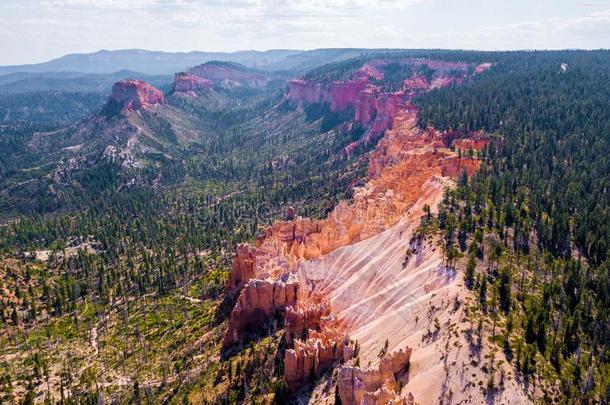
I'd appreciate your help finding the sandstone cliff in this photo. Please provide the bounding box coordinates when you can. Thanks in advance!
[219,60,529,404]
[173,72,213,94]
[338,348,413,405]
[108,79,164,112]
[222,110,486,397]
[285,58,487,156]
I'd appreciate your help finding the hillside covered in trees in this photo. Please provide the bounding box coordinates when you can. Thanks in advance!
[415,50,610,402]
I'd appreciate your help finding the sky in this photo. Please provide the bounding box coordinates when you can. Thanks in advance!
[1,0,609,65]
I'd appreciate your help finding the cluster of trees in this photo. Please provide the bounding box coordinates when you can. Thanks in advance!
[420,50,610,402]
[0,91,105,125]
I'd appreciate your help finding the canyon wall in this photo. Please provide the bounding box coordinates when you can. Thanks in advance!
[218,59,527,404]
[222,110,486,400]
[285,58,487,154]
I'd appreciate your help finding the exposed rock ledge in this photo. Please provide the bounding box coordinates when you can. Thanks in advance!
[222,106,491,401]
[108,79,164,112]
[338,348,414,405]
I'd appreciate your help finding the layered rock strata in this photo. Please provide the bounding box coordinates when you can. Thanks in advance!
[224,276,299,347]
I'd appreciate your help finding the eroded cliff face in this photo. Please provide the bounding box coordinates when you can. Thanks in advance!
[173,72,213,94]
[224,277,299,347]
[218,60,529,404]
[222,109,489,401]
[109,79,164,112]
[285,58,488,155]
[338,349,414,405]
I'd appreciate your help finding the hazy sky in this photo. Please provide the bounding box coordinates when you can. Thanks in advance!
[1,0,609,65]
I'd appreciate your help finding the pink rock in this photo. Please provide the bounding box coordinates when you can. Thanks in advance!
[286,79,332,104]
[226,243,258,291]
[173,72,213,93]
[475,62,493,74]
[338,348,413,405]
[223,278,299,348]
[355,89,378,127]
[284,328,346,390]
[284,303,331,343]
[110,79,164,111]
[330,79,370,111]
[403,75,429,92]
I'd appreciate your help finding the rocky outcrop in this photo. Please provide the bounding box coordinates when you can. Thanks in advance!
[188,62,268,87]
[284,325,347,390]
[222,60,491,400]
[284,303,331,343]
[109,79,164,112]
[451,136,489,152]
[475,62,493,74]
[441,156,482,177]
[338,348,413,405]
[403,75,429,92]
[286,78,370,112]
[226,243,258,291]
[331,79,371,111]
[223,112,477,287]
[223,277,299,348]
[286,79,331,104]
[173,72,212,94]
[287,58,489,155]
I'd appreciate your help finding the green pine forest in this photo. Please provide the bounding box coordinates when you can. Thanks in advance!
[415,51,610,403]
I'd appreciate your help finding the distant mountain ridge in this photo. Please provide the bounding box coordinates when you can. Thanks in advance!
[0,48,392,75]
[0,70,173,95]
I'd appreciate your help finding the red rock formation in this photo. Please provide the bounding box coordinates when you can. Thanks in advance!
[451,136,489,152]
[226,243,258,291]
[173,72,212,94]
[368,92,405,135]
[430,76,463,89]
[284,303,331,343]
[355,91,407,140]
[222,60,491,398]
[286,77,369,112]
[110,79,164,111]
[338,348,413,405]
[223,277,299,347]
[286,79,332,104]
[441,156,482,177]
[330,79,370,111]
[286,58,489,151]
[403,75,429,92]
[475,62,493,74]
[284,324,347,390]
